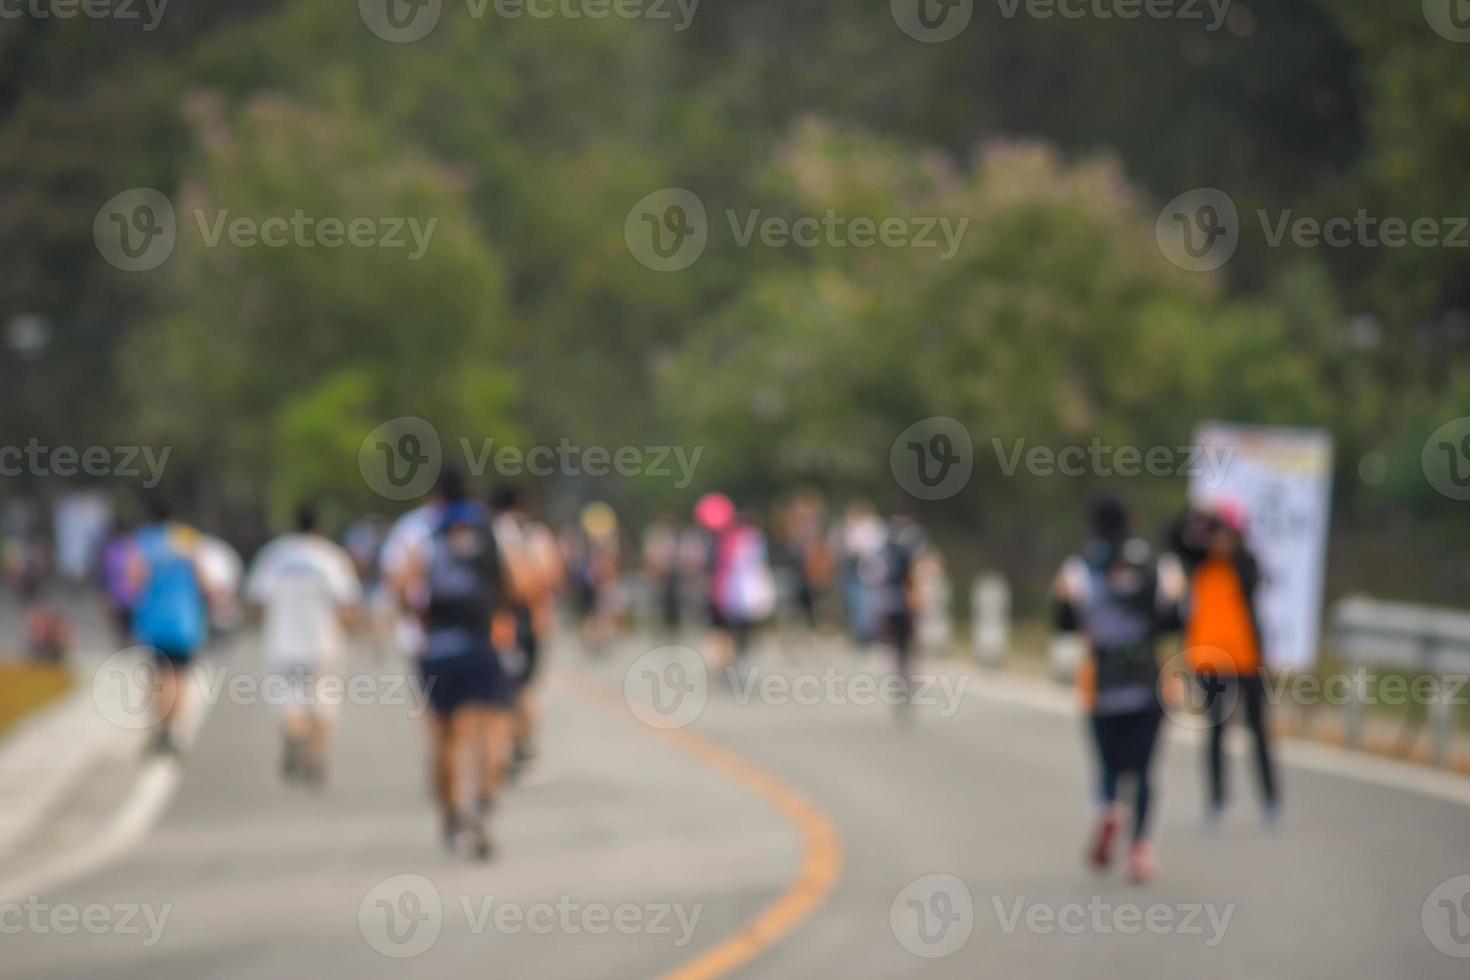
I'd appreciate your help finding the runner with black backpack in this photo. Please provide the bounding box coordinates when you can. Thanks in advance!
[1053,495,1185,884]
[402,469,514,860]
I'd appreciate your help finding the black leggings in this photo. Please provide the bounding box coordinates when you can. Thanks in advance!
[1199,672,1279,810]
[1090,708,1163,841]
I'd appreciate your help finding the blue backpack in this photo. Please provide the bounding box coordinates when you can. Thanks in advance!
[132,524,208,653]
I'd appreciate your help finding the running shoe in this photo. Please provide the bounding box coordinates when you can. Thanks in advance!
[1126,841,1156,885]
[1088,807,1119,871]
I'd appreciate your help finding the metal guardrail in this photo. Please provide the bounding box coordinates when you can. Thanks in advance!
[1330,596,1470,767]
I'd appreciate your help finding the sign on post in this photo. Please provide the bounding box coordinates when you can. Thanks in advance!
[1189,423,1334,671]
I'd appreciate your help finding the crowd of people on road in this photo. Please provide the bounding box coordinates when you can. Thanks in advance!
[1,476,1283,880]
[636,492,938,711]
[1054,494,1282,885]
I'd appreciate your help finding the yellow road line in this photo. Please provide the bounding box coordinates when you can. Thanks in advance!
[556,668,842,980]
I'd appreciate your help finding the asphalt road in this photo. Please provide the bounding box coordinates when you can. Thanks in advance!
[5,630,1470,979]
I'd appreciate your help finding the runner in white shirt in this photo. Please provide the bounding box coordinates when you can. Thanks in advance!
[246,504,362,786]
[378,498,443,659]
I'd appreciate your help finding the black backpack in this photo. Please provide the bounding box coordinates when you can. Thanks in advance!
[425,516,504,637]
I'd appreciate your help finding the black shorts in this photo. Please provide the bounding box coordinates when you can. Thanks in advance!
[151,643,199,667]
[514,607,540,688]
[109,605,134,642]
[881,610,915,657]
[420,646,515,717]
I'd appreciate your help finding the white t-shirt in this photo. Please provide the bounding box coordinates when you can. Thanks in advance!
[247,534,362,667]
[377,504,443,656]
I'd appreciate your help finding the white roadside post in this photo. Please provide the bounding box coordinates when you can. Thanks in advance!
[972,573,1010,668]
[917,557,953,657]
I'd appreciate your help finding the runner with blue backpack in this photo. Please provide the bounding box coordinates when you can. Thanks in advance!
[401,470,515,860]
[127,495,216,756]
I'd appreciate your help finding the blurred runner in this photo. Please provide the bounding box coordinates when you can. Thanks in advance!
[1054,495,1184,884]
[490,485,564,782]
[1171,500,1281,827]
[127,496,215,756]
[196,533,244,634]
[874,515,923,721]
[779,492,833,634]
[568,501,621,655]
[642,512,683,637]
[24,588,72,664]
[403,472,513,860]
[380,488,449,660]
[246,504,363,787]
[342,514,386,589]
[702,496,776,679]
[837,501,885,647]
[100,520,139,647]
[676,520,712,629]
[4,531,49,606]
[342,514,390,660]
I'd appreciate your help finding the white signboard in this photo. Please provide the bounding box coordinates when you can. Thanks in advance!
[1189,423,1334,671]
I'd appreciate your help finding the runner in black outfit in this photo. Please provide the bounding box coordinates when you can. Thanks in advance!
[406,470,514,860]
[1053,496,1184,884]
